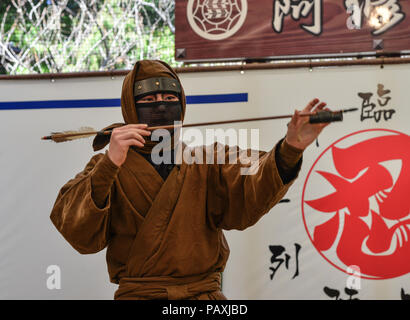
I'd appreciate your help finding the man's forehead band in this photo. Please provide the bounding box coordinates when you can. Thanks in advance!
[134,77,182,98]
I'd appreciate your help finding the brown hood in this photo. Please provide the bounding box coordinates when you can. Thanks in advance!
[93,60,186,152]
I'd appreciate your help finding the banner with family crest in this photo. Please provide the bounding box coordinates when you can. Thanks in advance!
[175,0,410,61]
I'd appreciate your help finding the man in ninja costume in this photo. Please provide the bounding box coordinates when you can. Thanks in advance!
[50,60,330,299]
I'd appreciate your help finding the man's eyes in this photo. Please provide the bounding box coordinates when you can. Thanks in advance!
[138,95,178,103]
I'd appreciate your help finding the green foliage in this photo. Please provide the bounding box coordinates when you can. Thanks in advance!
[0,0,180,75]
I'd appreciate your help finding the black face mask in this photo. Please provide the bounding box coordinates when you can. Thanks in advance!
[135,100,182,127]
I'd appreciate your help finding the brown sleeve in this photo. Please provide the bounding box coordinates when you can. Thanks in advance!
[91,151,120,208]
[275,138,304,185]
[206,140,302,231]
[50,152,120,254]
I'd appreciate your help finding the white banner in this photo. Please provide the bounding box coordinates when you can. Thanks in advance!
[0,63,408,299]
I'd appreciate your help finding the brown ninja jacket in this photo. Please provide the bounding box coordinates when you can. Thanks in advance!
[50,60,303,299]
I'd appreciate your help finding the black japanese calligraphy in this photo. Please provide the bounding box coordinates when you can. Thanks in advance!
[401,288,410,300]
[269,243,301,280]
[359,84,396,122]
[325,286,409,299]
[323,286,360,300]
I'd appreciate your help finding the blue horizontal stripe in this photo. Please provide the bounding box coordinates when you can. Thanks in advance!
[186,93,248,104]
[0,99,121,110]
[0,93,247,110]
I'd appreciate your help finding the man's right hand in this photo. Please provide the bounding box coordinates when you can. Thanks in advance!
[107,124,151,167]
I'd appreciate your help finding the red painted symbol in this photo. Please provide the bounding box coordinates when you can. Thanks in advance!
[302,129,410,279]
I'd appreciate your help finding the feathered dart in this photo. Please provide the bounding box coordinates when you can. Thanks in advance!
[42,127,108,143]
[41,108,358,143]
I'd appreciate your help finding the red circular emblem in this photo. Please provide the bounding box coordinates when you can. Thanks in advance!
[302,129,410,279]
